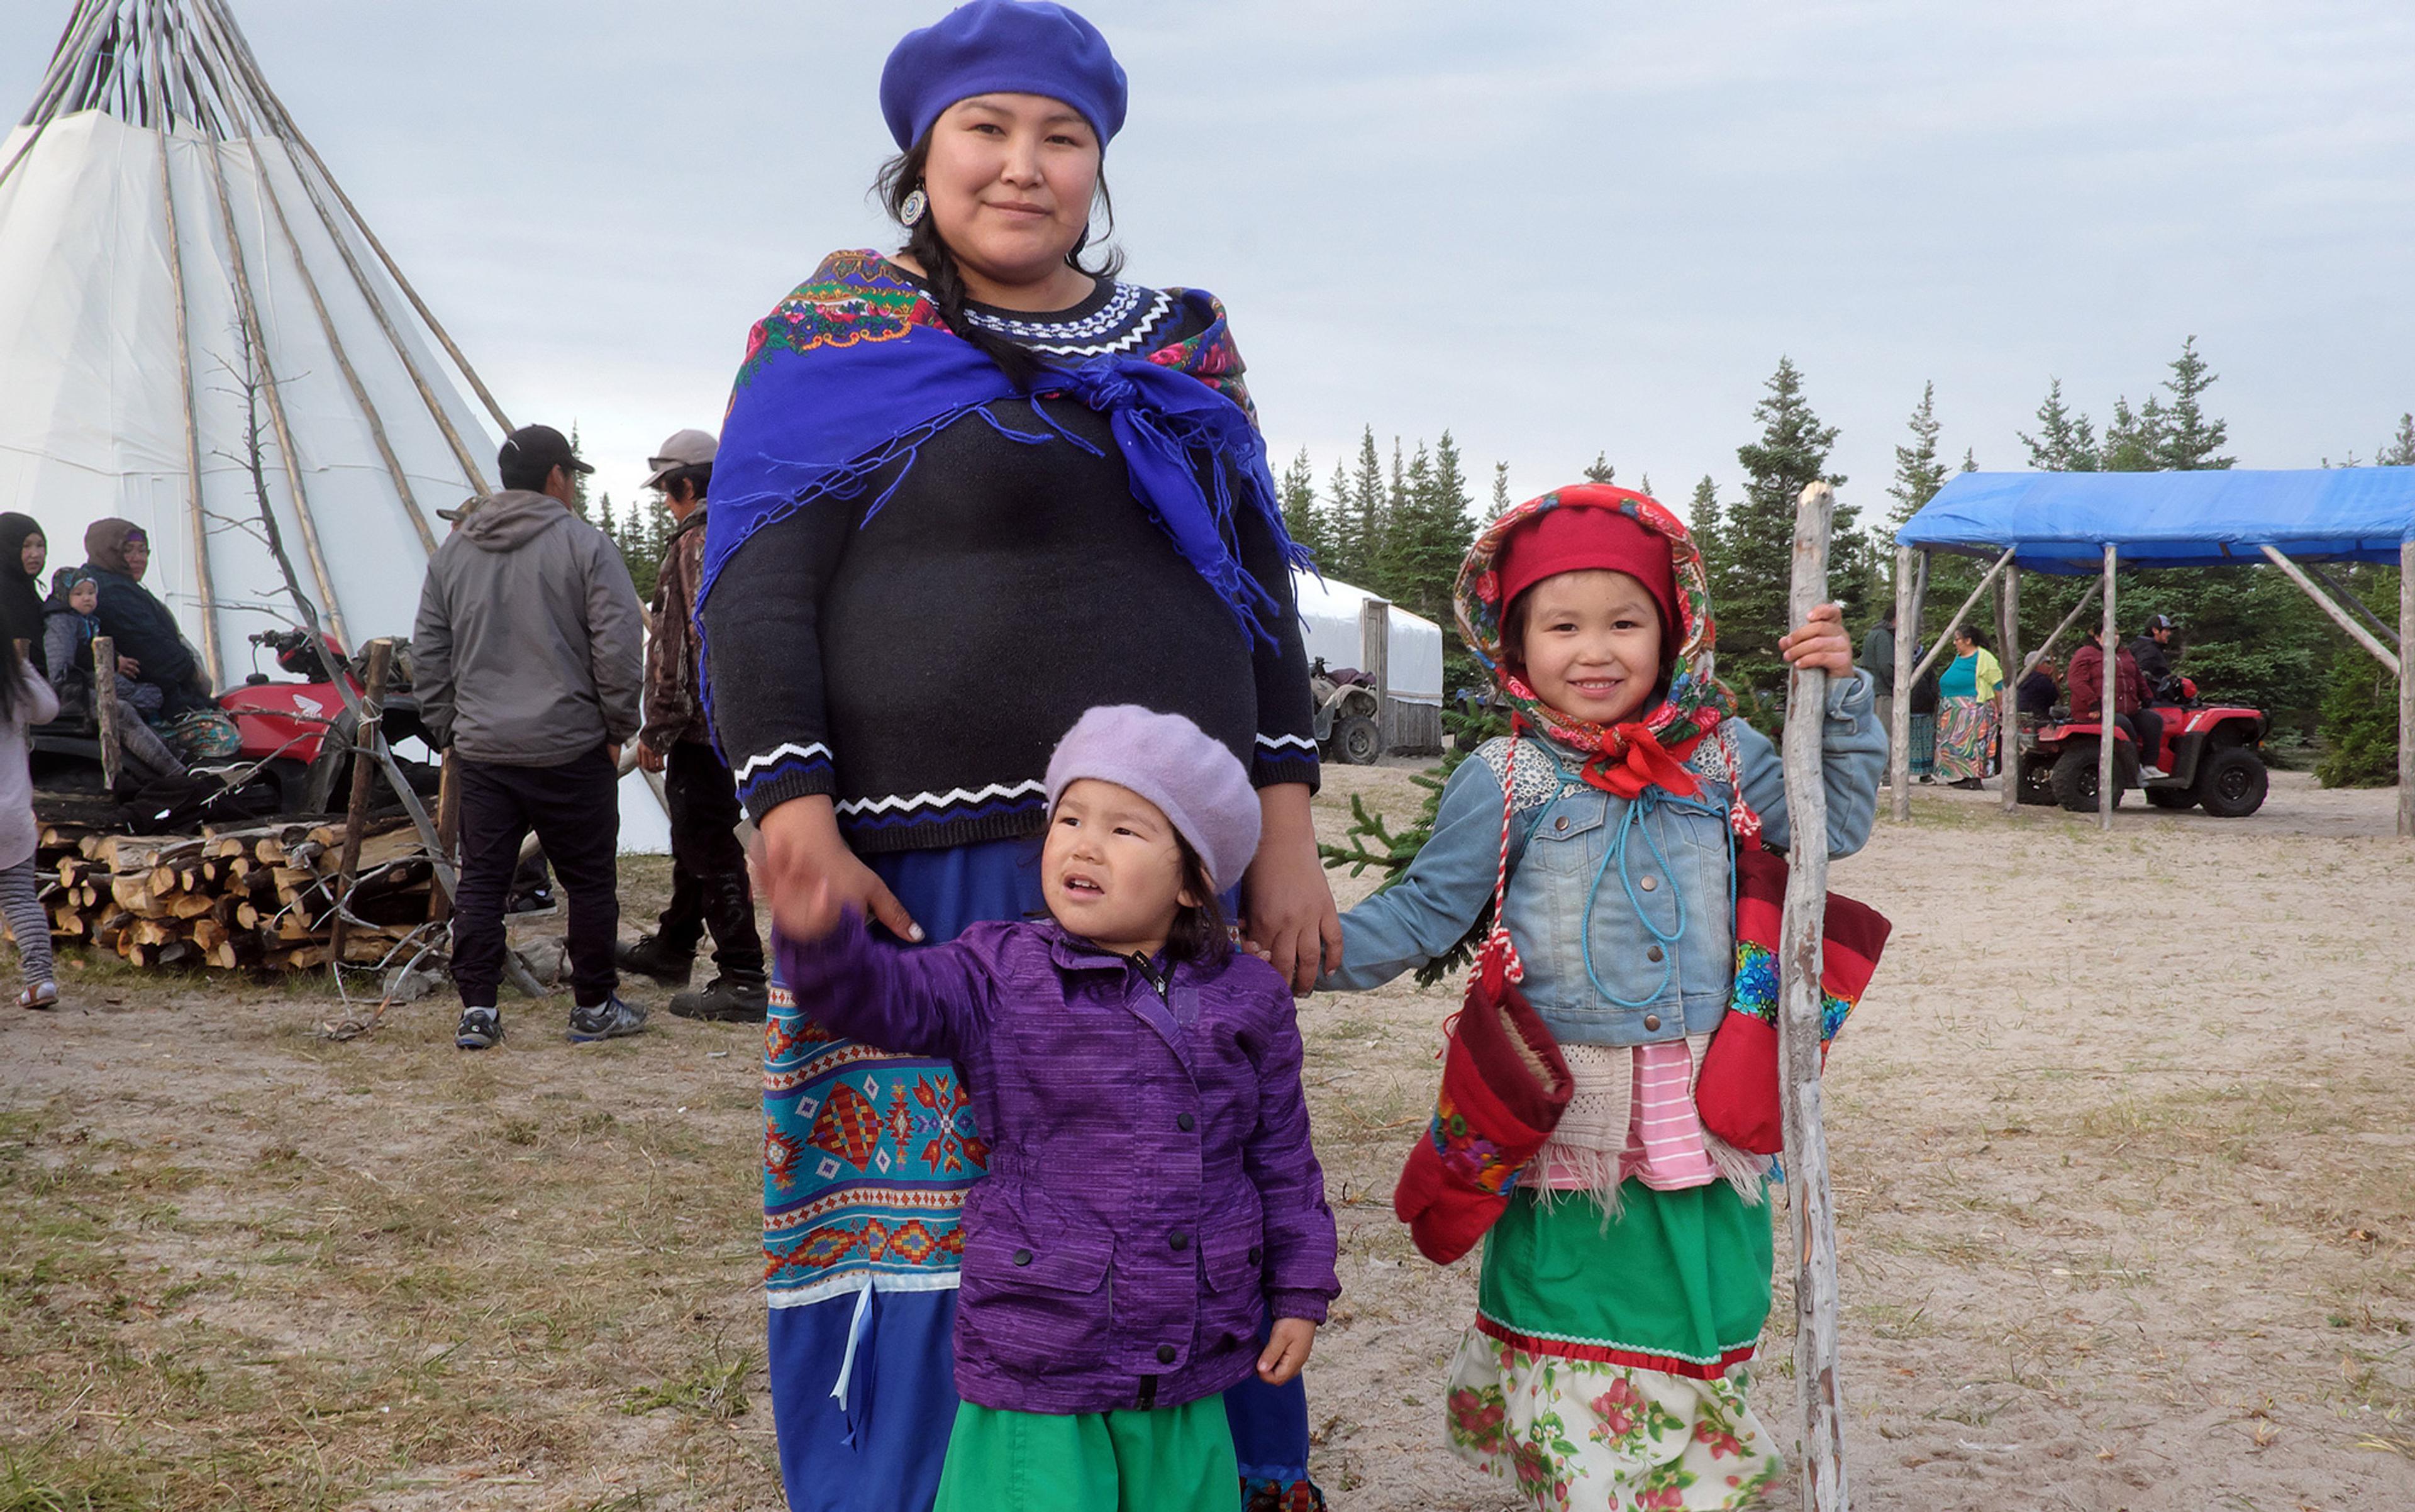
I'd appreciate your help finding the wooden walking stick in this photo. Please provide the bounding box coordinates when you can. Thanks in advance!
[1780,482,1851,1510]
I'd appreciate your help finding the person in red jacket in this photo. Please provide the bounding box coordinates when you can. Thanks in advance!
[2068,633,2165,778]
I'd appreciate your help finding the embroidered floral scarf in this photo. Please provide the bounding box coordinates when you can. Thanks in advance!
[1455,484,1761,842]
[697,250,1307,682]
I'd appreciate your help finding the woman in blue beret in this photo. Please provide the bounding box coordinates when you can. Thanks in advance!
[697,4,1339,1509]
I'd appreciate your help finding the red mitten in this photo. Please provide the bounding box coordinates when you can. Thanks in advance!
[1696,847,1893,1155]
[1396,956,1574,1264]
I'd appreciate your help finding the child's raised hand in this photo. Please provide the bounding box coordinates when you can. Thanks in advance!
[1778,602,1855,677]
[1257,1317,1317,1385]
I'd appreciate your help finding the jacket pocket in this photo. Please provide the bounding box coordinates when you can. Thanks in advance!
[958,1197,1113,1376]
[1196,1213,1271,1362]
[1524,791,1607,876]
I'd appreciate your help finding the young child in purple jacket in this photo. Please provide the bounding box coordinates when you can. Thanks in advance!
[777,704,1341,1512]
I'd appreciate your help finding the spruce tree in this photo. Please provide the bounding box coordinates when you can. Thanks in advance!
[1491,460,1513,518]
[2019,380,2100,472]
[1324,457,1358,579]
[2157,336,2233,470]
[1379,432,1474,626]
[1279,448,1327,565]
[2382,413,2415,467]
[2099,394,2168,472]
[1884,382,1974,652]
[1688,475,1731,619]
[1582,452,1616,485]
[1349,427,1385,586]
[1727,357,1860,703]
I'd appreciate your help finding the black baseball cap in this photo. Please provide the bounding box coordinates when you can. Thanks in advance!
[498,423,594,479]
[2145,613,2173,631]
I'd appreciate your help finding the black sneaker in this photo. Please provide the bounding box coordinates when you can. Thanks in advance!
[614,934,696,985]
[455,1006,502,1050]
[670,974,770,1023]
[565,995,648,1043]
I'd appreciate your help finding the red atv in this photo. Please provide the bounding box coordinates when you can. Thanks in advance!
[34,628,435,816]
[2016,677,2270,817]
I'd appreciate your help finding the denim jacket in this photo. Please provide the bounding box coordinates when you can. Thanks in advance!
[1323,670,1885,1048]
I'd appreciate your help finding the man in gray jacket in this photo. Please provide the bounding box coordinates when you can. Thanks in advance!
[415,424,647,1048]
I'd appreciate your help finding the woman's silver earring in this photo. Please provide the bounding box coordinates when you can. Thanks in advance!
[900,187,928,226]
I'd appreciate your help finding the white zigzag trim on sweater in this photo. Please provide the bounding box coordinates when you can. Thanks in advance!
[833,779,1048,818]
[735,741,833,784]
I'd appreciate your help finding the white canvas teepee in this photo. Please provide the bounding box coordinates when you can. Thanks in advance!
[0,0,509,682]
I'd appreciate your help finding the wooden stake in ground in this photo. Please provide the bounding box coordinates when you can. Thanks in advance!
[2097,544,2118,831]
[92,634,123,793]
[1999,563,2021,815]
[1780,481,1850,1511]
[325,637,394,964]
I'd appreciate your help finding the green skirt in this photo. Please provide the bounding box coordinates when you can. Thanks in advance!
[1476,1180,1773,1377]
[933,1394,1239,1512]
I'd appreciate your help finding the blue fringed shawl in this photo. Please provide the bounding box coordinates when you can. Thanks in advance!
[698,251,1309,680]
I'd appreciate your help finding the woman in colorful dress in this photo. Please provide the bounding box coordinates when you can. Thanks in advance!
[1933,626,2004,789]
[696,5,1340,1509]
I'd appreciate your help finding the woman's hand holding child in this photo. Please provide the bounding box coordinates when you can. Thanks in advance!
[754,795,924,943]
[1777,602,1855,677]
[1257,1318,1317,1385]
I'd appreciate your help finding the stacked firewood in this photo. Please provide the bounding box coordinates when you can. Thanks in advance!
[31,819,442,972]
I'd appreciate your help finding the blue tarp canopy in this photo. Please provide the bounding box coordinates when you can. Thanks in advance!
[1896,469,2415,575]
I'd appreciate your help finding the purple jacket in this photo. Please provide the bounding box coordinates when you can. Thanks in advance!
[779,916,1340,1416]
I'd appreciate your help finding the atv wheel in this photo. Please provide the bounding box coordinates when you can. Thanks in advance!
[2017,759,2058,806]
[1333,714,1382,765]
[2143,787,2196,811]
[2050,745,2124,813]
[2195,747,2268,818]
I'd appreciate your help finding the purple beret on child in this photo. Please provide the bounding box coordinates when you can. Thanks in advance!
[1045,706,1260,895]
[879,0,1129,151]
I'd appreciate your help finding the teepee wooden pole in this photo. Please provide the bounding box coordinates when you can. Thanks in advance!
[0,0,111,194]
[145,16,223,686]
[1780,481,1851,1512]
[188,49,349,646]
[186,0,500,497]
[198,0,514,442]
[243,136,440,552]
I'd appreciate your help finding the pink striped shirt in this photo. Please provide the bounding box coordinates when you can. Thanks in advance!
[1621,1040,1718,1190]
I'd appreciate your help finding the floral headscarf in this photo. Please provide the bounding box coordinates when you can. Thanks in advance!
[1455,484,1760,841]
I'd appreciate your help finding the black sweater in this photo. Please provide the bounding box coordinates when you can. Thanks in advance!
[701,275,1318,853]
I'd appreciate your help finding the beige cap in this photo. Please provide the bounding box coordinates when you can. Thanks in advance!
[641,428,719,491]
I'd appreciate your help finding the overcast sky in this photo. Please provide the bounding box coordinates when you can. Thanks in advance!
[8,0,2412,532]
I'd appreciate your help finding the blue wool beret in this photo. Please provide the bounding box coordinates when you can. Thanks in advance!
[879,0,1128,152]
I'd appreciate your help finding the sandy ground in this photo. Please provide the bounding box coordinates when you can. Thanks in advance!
[3,766,2411,1511]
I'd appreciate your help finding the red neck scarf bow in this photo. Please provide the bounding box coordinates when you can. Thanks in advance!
[1579,723,1704,801]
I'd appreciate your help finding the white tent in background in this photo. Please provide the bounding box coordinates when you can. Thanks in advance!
[0,0,670,850]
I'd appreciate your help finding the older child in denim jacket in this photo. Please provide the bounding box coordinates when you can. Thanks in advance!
[777,705,1340,1512]
[1320,486,1884,1511]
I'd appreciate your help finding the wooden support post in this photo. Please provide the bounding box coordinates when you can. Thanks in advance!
[2259,546,2401,676]
[1904,545,2018,687]
[2021,582,2104,678]
[1360,597,1392,753]
[92,635,123,794]
[2401,541,2413,840]
[1780,482,1850,1511]
[326,638,394,964]
[1890,546,1914,823]
[428,752,460,924]
[2000,564,2021,814]
[2098,545,2118,831]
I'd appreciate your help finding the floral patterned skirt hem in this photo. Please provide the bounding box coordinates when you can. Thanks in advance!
[1443,1328,1781,1511]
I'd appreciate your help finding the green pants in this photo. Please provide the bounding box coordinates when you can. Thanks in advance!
[933,1394,1240,1512]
